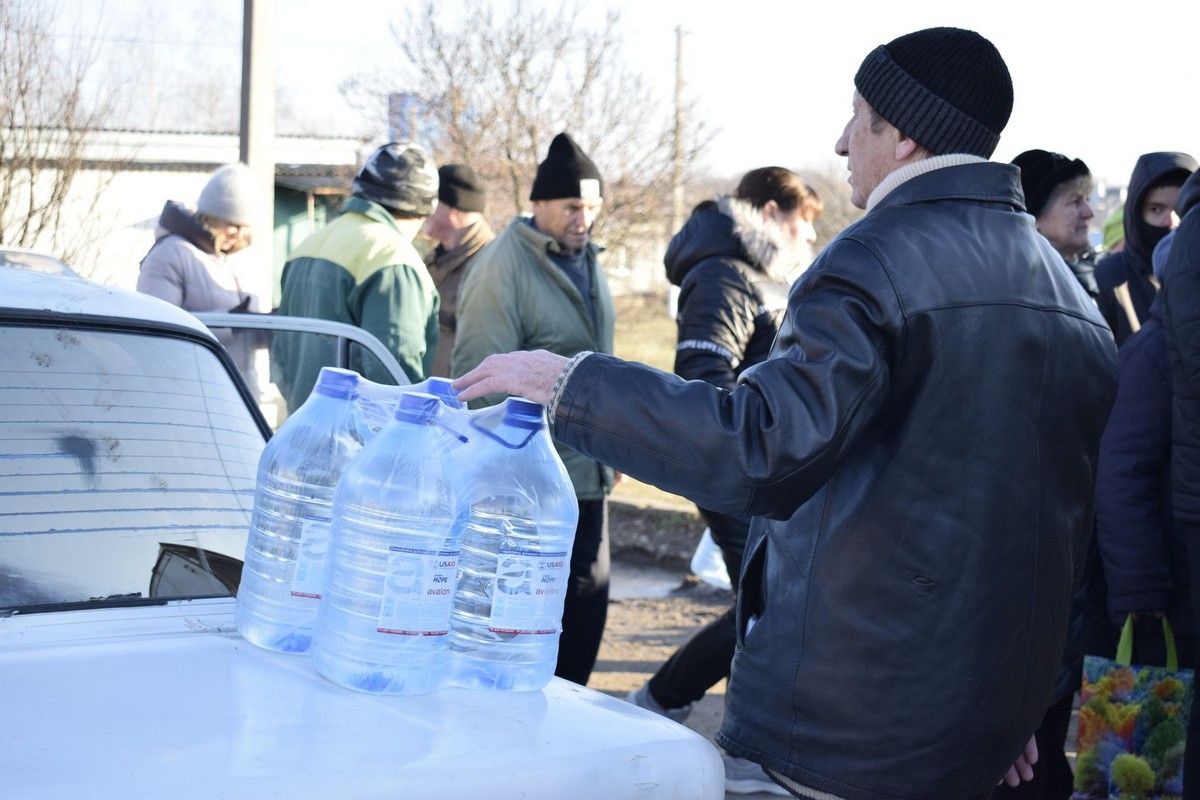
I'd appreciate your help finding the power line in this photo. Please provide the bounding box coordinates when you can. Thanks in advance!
[46,31,241,49]
[46,31,394,53]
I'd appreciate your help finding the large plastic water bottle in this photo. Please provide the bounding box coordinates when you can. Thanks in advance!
[236,367,366,653]
[311,392,461,695]
[448,398,579,691]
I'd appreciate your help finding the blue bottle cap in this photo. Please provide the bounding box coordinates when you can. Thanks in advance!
[504,398,546,430]
[314,367,359,400]
[395,391,442,423]
[424,377,464,409]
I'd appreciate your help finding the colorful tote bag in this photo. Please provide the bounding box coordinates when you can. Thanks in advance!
[1074,615,1193,798]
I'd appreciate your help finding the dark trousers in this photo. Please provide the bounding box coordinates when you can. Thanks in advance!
[650,606,737,708]
[554,498,609,686]
[648,506,749,708]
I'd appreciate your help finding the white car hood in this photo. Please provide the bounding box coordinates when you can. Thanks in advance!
[0,598,721,799]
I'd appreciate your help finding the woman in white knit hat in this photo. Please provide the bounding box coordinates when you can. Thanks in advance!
[137,163,264,388]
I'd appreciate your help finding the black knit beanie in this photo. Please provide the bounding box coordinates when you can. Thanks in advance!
[438,164,487,213]
[1011,149,1091,217]
[530,133,603,201]
[854,27,1013,158]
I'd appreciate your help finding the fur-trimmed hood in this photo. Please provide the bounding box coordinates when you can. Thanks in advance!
[664,196,806,288]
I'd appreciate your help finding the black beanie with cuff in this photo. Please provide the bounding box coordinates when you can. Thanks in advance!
[854,27,1013,159]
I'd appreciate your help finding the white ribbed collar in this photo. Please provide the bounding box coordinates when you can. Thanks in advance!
[865,154,987,212]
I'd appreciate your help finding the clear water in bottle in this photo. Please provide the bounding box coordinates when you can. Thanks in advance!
[311,392,461,695]
[448,398,579,691]
[236,367,365,653]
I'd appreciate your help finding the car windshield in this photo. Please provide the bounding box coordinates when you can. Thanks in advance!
[0,322,264,613]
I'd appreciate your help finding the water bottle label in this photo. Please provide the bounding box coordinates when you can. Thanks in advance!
[378,545,459,636]
[489,549,569,634]
[291,515,332,599]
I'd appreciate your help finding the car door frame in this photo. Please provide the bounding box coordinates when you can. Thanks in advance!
[192,312,411,429]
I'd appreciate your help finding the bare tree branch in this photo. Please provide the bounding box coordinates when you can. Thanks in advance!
[343,0,713,256]
[0,0,132,269]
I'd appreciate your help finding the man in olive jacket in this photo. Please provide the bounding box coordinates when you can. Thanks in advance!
[451,133,615,686]
[453,29,1117,800]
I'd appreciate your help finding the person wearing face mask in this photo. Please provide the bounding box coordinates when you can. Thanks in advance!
[629,166,822,796]
[1096,151,1197,346]
[1012,149,1099,301]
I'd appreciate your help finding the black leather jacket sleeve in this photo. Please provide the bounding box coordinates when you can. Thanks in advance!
[555,236,895,521]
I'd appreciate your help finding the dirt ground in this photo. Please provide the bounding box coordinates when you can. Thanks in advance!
[596,497,723,704]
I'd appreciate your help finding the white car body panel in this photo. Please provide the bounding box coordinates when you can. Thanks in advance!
[2,598,721,800]
[0,265,723,799]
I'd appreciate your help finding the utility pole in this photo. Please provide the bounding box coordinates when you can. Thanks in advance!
[671,25,686,238]
[668,26,686,317]
[240,0,276,302]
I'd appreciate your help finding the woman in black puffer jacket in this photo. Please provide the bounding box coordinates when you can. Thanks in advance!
[629,167,822,730]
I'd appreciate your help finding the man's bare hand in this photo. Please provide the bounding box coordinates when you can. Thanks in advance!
[998,735,1038,787]
[451,350,571,405]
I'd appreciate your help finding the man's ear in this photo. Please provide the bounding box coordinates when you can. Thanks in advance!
[895,134,920,161]
[894,130,927,163]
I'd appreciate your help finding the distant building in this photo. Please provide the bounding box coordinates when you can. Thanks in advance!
[1,128,369,302]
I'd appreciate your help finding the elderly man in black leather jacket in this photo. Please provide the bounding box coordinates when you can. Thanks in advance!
[455,27,1117,800]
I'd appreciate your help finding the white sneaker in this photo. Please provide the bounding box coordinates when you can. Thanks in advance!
[723,755,790,796]
[624,682,693,723]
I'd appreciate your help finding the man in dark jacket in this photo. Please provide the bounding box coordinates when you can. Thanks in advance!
[1096,151,1196,346]
[1161,169,1200,793]
[454,27,1117,800]
[422,163,494,378]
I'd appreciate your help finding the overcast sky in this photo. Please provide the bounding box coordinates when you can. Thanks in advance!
[58,0,1198,186]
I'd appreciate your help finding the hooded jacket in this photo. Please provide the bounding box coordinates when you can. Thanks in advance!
[1099,172,1200,636]
[547,161,1117,799]
[137,200,262,383]
[665,197,797,391]
[1164,171,1200,620]
[1095,292,1195,637]
[1096,151,1197,345]
[138,201,256,314]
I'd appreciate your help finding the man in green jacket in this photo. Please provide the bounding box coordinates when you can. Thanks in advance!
[275,142,440,411]
[452,132,615,686]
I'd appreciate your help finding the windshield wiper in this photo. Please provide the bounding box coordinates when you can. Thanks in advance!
[0,593,170,617]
